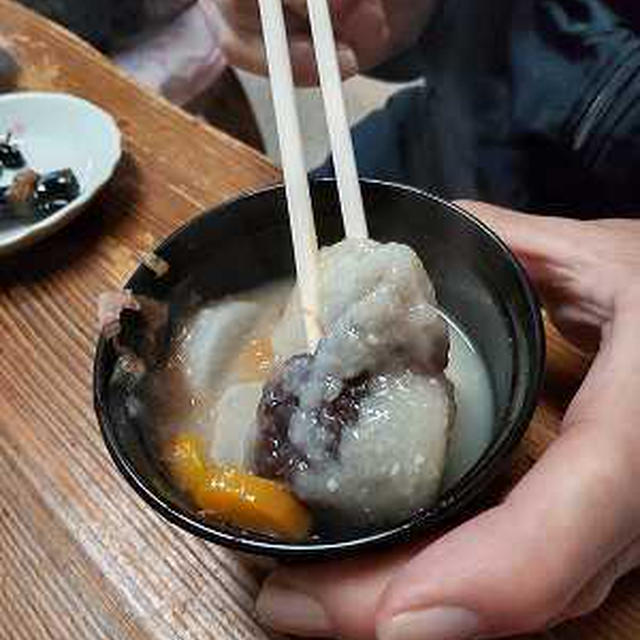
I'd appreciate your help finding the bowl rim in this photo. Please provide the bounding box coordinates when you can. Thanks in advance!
[94,178,545,559]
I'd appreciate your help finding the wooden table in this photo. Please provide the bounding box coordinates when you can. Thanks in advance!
[0,2,637,638]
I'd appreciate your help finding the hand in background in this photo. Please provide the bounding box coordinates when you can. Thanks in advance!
[253,202,640,640]
[214,0,438,85]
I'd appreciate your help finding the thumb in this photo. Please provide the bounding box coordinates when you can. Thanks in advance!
[376,309,640,640]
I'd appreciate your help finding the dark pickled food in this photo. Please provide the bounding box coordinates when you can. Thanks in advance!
[0,168,81,221]
[33,169,80,216]
[34,168,80,203]
[0,133,25,169]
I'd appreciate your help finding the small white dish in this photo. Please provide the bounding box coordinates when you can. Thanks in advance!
[0,92,122,256]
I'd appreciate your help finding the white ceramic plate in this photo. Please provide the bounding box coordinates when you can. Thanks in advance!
[0,92,121,255]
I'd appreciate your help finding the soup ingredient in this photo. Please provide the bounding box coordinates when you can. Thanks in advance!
[0,132,25,169]
[175,288,287,403]
[273,239,449,375]
[212,381,264,465]
[254,356,454,525]
[253,239,455,526]
[178,301,262,399]
[128,280,493,509]
[164,285,289,465]
[98,291,170,378]
[165,433,312,541]
[254,354,370,480]
[194,466,312,541]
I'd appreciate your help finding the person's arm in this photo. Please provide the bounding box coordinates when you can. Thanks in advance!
[254,203,640,640]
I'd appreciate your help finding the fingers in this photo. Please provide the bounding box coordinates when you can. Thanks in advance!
[454,200,640,313]
[216,0,316,83]
[255,419,640,640]
[255,419,640,639]
[256,545,417,639]
[218,25,320,86]
[215,0,359,85]
[452,200,587,287]
[332,0,391,71]
[453,201,614,351]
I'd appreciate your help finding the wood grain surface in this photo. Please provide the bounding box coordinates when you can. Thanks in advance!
[0,1,638,638]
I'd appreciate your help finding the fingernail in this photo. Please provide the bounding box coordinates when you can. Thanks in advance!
[337,45,359,77]
[378,607,481,640]
[256,584,333,637]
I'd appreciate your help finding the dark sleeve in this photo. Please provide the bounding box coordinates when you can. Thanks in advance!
[15,0,195,52]
[507,0,640,213]
[578,60,640,213]
[402,0,640,214]
[17,0,116,50]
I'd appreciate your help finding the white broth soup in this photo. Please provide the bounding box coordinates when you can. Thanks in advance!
[149,241,495,540]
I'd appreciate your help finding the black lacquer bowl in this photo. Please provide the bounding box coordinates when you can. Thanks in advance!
[94,179,545,559]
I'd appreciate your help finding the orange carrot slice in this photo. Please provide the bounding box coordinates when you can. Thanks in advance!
[193,466,311,541]
[165,433,311,541]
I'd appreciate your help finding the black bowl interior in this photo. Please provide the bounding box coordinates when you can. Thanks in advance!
[95,179,544,559]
